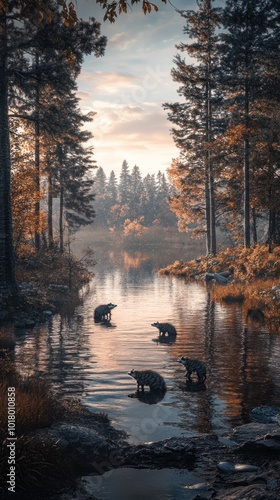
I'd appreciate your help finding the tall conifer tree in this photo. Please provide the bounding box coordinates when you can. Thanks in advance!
[164,0,222,255]
[220,0,279,247]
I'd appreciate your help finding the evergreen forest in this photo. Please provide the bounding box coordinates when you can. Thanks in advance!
[93,162,176,230]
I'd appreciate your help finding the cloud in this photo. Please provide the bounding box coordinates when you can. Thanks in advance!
[109,32,136,51]
[78,70,140,97]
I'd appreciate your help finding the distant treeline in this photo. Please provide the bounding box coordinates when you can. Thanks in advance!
[93,161,177,228]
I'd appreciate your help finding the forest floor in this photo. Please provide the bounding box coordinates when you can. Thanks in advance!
[159,243,280,333]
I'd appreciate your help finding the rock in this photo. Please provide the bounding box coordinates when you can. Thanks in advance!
[218,436,238,447]
[230,422,279,444]
[24,319,36,328]
[205,272,230,284]
[213,273,229,284]
[218,271,231,278]
[42,310,53,316]
[20,282,38,295]
[230,422,280,454]
[217,461,259,473]
[34,424,111,474]
[216,484,278,499]
[250,406,280,424]
[121,437,196,467]
[183,482,213,499]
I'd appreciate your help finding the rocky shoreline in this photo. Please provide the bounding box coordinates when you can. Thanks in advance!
[9,404,279,500]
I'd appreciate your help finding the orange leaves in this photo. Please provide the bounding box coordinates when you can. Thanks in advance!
[142,1,159,14]
[123,217,148,238]
[62,1,78,27]
[225,124,246,146]
[96,0,166,22]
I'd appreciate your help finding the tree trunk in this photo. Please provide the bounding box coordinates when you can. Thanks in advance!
[59,179,64,253]
[251,206,257,244]
[273,213,280,245]
[58,146,64,252]
[205,173,211,255]
[267,208,275,254]
[34,52,40,251]
[206,0,216,256]
[244,7,250,248]
[48,172,54,249]
[0,15,17,296]
[244,134,250,248]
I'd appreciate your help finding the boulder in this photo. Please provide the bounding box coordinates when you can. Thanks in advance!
[121,437,196,467]
[34,424,111,473]
[205,272,230,284]
[213,273,229,284]
[230,422,280,454]
[250,406,280,424]
[230,422,279,444]
[216,484,278,499]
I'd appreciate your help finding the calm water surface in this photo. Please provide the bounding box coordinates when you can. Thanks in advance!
[14,244,280,444]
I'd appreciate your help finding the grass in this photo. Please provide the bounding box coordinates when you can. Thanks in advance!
[0,357,61,438]
[0,354,110,496]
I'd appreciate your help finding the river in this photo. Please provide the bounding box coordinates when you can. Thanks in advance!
[13,241,280,499]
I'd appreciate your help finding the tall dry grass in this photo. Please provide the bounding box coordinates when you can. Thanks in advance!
[0,356,72,494]
[211,278,280,331]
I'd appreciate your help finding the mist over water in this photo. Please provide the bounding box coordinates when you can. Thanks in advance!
[14,240,280,444]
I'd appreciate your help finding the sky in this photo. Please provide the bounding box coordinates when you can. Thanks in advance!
[75,0,197,179]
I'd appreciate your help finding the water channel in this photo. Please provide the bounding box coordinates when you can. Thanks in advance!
[13,240,280,499]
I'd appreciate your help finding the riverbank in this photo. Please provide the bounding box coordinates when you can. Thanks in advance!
[159,244,280,332]
[1,388,279,499]
[0,249,92,327]
[0,370,127,499]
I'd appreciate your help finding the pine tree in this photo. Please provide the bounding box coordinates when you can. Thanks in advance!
[143,173,157,224]
[220,0,279,248]
[155,171,176,226]
[93,167,108,225]
[163,0,222,255]
[119,160,131,206]
[130,165,143,220]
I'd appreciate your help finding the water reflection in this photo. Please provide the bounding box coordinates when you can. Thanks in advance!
[128,391,166,405]
[8,245,280,442]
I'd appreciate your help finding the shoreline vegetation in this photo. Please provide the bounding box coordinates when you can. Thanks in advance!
[159,244,280,332]
[0,248,93,326]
